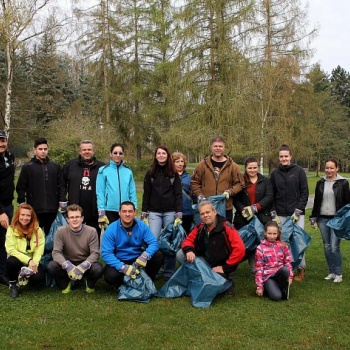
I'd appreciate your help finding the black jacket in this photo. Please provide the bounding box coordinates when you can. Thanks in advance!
[311,177,350,218]
[270,163,309,216]
[0,150,15,214]
[233,173,273,229]
[62,156,105,219]
[16,157,66,214]
[142,165,182,213]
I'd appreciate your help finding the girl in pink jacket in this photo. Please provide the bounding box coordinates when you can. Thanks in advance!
[255,221,293,301]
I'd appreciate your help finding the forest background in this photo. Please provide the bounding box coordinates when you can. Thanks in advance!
[1,0,350,174]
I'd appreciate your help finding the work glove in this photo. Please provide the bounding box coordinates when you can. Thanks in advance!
[18,267,34,286]
[120,264,140,279]
[270,211,281,227]
[73,260,92,280]
[174,212,183,227]
[242,206,254,221]
[59,201,68,214]
[135,252,149,268]
[223,190,231,200]
[62,260,79,280]
[141,212,149,226]
[197,194,207,203]
[309,217,318,229]
[98,210,109,229]
[292,209,303,223]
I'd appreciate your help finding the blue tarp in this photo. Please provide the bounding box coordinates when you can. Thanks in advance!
[157,223,187,257]
[156,258,232,308]
[327,203,350,239]
[238,215,265,252]
[192,194,226,224]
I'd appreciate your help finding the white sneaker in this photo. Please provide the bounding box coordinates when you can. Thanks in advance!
[334,275,343,283]
[324,273,335,280]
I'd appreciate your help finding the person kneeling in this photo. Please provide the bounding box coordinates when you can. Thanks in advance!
[101,201,163,291]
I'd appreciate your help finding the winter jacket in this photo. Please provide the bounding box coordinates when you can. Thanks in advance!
[270,163,309,216]
[181,215,245,274]
[62,156,105,219]
[191,155,244,210]
[96,160,137,212]
[142,165,182,213]
[16,157,66,214]
[5,226,45,265]
[233,173,273,229]
[255,239,293,289]
[311,176,350,218]
[180,171,194,216]
[101,218,159,270]
[0,150,15,214]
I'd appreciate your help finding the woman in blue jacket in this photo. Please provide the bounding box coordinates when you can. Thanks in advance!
[96,143,137,226]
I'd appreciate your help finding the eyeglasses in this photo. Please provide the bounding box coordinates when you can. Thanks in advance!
[67,216,82,220]
[113,152,124,155]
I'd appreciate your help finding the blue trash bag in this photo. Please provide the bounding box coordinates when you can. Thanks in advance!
[327,203,350,239]
[238,216,265,252]
[156,258,232,308]
[118,268,158,303]
[192,194,226,224]
[45,212,67,252]
[281,217,311,269]
[157,223,187,257]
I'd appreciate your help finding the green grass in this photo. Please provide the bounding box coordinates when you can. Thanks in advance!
[3,176,350,350]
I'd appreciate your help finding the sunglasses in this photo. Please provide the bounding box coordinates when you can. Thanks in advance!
[113,152,124,155]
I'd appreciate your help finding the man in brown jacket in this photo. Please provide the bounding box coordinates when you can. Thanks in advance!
[191,137,244,223]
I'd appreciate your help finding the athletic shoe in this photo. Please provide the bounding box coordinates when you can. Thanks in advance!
[9,284,20,298]
[334,275,343,283]
[62,281,72,294]
[324,273,336,280]
[85,280,95,293]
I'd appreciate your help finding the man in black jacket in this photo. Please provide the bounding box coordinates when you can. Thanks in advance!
[16,137,66,235]
[0,130,15,285]
[62,140,104,234]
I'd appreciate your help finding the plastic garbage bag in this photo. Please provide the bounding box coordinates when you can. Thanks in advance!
[45,212,67,252]
[326,203,350,239]
[118,268,158,303]
[156,258,232,308]
[158,223,187,257]
[192,194,226,224]
[238,216,265,252]
[281,217,311,269]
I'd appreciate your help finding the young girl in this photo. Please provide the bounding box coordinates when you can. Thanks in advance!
[255,221,293,301]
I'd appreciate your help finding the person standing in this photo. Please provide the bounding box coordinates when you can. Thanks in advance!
[62,140,104,234]
[0,130,15,285]
[96,143,137,229]
[16,137,66,235]
[141,146,182,280]
[172,152,194,233]
[270,144,309,282]
[191,136,244,223]
[310,158,350,283]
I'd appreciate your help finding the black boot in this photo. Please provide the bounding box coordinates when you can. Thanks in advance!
[9,281,20,298]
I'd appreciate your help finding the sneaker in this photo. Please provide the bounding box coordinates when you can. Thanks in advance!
[85,280,95,293]
[324,273,336,280]
[334,275,343,283]
[62,281,72,294]
[9,284,20,298]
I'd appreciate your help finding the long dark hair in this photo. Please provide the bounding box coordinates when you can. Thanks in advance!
[243,157,259,185]
[150,146,176,178]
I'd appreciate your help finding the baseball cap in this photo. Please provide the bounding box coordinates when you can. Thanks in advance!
[0,130,8,139]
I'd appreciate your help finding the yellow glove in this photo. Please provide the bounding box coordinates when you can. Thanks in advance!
[242,206,253,221]
[98,210,109,229]
[270,211,281,226]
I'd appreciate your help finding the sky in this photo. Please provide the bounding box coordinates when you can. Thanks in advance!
[307,0,350,74]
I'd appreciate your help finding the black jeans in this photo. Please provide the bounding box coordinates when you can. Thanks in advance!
[0,205,13,276]
[47,260,104,289]
[104,251,164,289]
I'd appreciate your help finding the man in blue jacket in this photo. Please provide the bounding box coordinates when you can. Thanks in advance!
[101,201,163,290]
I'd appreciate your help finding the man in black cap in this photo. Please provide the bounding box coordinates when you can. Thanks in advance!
[16,137,66,235]
[0,130,15,285]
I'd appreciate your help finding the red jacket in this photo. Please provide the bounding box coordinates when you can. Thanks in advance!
[181,215,245,274]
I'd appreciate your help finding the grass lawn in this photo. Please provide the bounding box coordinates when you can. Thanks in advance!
[2,176,350,349]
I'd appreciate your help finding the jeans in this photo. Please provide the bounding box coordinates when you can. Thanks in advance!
[149,211,175,278]
[318,217,342,276]
[280,215,306,269]
[264,266,290,301]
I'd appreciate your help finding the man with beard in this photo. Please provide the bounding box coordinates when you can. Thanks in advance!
[0,130,15,285]
[62,140,104,235]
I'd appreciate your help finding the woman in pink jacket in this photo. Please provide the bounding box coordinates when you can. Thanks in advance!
[255,221,293,301]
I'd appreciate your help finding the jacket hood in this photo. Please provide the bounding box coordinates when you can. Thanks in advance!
[278,163,297,171]
[31,156,49,164]
[322,174,345,181]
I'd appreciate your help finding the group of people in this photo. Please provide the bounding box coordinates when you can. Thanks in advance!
[0,131,348,302]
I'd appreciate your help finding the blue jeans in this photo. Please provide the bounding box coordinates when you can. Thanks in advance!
[318,217,342,276]
[149,211,175,278]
